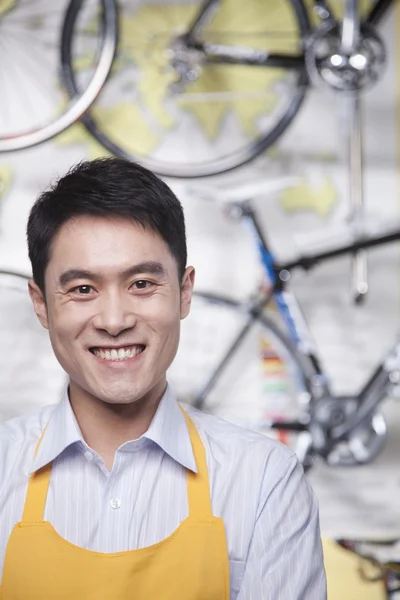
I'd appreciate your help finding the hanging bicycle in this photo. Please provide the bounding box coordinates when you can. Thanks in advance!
[60,0,389,178]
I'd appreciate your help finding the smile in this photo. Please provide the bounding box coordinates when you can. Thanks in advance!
[90,345,145,362]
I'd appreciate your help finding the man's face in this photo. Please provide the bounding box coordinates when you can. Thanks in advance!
[29,216,194,407]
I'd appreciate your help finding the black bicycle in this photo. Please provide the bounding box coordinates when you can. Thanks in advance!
[60,0,391,178]
[168,179,400,469]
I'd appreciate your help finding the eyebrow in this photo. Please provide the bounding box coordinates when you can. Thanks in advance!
[58,261,166,287]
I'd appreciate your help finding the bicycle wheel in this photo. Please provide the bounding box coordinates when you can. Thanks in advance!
[168,291,316,459]
[61,0,310,178]
[0,0,117,153]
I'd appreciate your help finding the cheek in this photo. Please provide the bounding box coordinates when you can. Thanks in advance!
[146,301,181,335]
[142,292,181,325]
[47,304,87,347]
[143,303,181,360]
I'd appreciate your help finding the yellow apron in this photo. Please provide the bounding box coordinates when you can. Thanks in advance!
[1,410,230,599]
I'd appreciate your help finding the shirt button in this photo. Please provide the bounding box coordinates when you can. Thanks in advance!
[84,451,93,461]
[110,498,121,509]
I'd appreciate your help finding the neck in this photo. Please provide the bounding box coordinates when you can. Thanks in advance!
[68,382,166,471]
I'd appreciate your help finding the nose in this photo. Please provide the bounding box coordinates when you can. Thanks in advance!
[92,291,137,337]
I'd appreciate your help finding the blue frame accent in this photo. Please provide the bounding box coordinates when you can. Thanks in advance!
[258,242,303,346]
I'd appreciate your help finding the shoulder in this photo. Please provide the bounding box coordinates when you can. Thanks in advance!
[183,404,297,480]
[0,403,57,488]
[183,405,308,540]
[0,403,56,444]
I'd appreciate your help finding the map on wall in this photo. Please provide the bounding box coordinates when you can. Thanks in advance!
[0,166,12,203]
[279,176,338,218]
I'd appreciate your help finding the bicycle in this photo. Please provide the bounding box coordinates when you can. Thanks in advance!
[335,537,400,598]
[60,0,390,178]
[168,178,400,469]
[0,0,118,152]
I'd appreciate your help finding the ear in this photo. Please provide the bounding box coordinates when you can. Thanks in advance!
[28,280,49,330]
[180,266,195,320]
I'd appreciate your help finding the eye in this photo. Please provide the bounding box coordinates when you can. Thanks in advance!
[71,285,94,295]
[132,280,153,290]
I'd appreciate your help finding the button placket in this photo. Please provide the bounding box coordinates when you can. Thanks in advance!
[108,451,124,511]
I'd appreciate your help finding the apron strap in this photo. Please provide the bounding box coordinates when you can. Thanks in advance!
[22,428,52,523]
[180,409,213,519]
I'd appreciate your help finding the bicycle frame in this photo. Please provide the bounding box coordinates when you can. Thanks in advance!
[242,201,330,397]
[184,0,393,69]
[243,200,400,445]
[185,194,400,462]
[242,213,333,462]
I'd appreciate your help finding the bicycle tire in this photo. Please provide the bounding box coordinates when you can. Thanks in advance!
[0,0,118,153]
[168,291,316,459]
[61,0,310,178]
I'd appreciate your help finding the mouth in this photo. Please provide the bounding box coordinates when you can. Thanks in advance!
[89,344,146,362]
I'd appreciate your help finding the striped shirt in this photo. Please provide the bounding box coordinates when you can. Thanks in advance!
[0,387,326,599]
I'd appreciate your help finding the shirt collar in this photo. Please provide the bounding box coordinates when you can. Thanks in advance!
[142,386,197,473]
[30,392,82,475]
[30,386,197,475]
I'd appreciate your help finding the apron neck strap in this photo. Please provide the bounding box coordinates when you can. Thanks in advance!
[22,428,51,523]
[22,410,213,523]
[180,408,213,519]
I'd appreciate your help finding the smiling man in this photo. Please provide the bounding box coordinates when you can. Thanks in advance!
[0,158,326,599]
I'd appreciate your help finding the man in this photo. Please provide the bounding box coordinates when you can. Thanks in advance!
[0,158,326,599]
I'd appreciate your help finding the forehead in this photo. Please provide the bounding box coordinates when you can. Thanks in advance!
[48,215,175,274]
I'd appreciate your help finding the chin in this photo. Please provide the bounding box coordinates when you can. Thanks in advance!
[95,385,150,406]
[95,391,140,405]
[81,375,164,406]
[105,396,141,405]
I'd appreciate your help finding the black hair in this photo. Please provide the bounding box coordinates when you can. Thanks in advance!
[27,158,187,292]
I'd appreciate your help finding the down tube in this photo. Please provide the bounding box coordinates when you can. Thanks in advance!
[258,243,327,382]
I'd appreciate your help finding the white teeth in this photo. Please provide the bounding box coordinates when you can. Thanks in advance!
[93,346,144,361]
